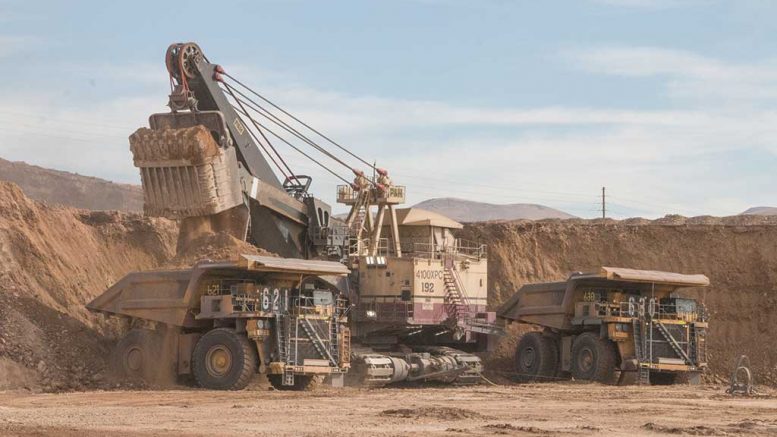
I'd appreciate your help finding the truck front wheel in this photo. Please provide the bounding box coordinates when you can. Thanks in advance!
[192,328,257,390]
[571,332,617,384]
[514,332,559,382]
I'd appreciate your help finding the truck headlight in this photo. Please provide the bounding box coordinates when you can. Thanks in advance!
[366,310,377,318]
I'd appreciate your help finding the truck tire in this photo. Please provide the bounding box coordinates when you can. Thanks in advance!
[514,332,559,382]
[192,328,257,390]
[113,329,158,382]
[571,332,617,384]
[267,374,323,391]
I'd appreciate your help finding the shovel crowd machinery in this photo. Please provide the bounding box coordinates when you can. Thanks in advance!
[498,267,710,385]
[89,42,500,389]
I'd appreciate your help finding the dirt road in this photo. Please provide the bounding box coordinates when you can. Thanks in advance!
[0,382,775,436]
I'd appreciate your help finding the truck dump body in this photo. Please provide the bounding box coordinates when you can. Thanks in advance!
[88,255,349,327]
[498,267,710,385]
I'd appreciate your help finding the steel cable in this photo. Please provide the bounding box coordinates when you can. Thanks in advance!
[230,103,352,185]
[222,72,375,170]
[221,81,359,175]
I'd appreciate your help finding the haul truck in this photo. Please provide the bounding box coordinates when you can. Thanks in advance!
[87,255,351,390]
[497,267,709,385]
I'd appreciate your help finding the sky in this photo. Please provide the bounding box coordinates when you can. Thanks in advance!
[0,0,775,218]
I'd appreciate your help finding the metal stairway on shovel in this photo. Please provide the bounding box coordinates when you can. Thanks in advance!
[442,265,471,331]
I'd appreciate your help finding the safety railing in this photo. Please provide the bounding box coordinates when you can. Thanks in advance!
[411,239,487,261]
[348,237,390,257]
[592,299,708,322]
[337,185,358,203]
[336,184,406,204]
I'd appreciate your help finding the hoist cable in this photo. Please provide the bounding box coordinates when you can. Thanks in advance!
[222,72,375,170]
[230,104,352,185]
[222,84,293,180]
[222,82,357,174]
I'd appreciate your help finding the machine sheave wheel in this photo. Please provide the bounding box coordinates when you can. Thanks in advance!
[649,372,678,385]
[267,374,323,391]
[514,332,559,382]
[113,329,158,381]
[192,328,257,390]
[571,332,617,384]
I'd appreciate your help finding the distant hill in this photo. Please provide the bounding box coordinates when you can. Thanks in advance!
[0,157,143,212]
[412,198,575,222]
[741,206,777,216]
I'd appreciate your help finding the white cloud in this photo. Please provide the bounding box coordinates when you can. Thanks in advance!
[569,46,777,103]
[1,52,776,219]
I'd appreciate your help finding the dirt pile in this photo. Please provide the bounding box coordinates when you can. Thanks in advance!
[0,181,277,391]
[0,182,178,390]
[462,216,777,386]
[172,231,270,267]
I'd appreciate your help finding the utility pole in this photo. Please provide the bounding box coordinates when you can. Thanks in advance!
[601,186,606,219]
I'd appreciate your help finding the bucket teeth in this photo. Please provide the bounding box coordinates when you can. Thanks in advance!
[129,125,243,219]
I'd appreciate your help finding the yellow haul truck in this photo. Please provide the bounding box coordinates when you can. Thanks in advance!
[497,267,709,385]
[88,255,352,390]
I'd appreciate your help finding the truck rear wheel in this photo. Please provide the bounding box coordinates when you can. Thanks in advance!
[514,332,559,382]
[267,374,323,391]
[571,332,617,384]
[113,329,158,381]
[192,328,257,390]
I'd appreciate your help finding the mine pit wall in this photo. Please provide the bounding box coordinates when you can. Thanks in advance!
[461,219,777,385]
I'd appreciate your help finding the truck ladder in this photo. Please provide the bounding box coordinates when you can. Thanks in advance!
[275,314,292,363]
[339,327,351,366]
[632,318,650,385]
[329,317,340,365]
[655,321,691,364]
[687,324,697,365]
[300,318,337,366]
[275,314,295,386]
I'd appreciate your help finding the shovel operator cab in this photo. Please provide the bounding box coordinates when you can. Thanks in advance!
[498,267,709,385]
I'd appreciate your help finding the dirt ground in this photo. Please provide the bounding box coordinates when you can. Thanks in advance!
[1,382,776,436]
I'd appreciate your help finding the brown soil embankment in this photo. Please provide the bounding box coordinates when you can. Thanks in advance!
[0,182,178,390]
[0,181,268,391]
[462,216,777,385]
